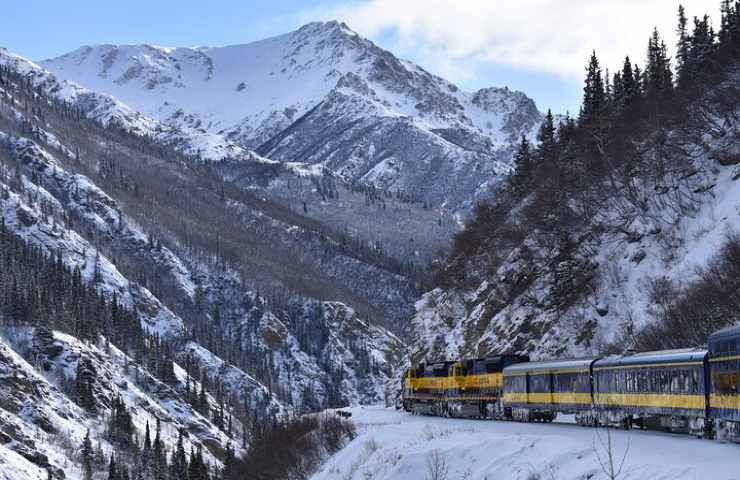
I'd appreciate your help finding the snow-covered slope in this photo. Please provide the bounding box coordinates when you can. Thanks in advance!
[404,68,740,365]
[0,327,242,479]
[0,47,263,163]
[41,21,542,209]
[312,406,740,480]
[1,49,405,416]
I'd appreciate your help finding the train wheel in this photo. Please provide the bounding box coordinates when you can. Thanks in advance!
[623,417,631,430]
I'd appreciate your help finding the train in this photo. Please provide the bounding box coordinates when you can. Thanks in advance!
[401,324,740,440]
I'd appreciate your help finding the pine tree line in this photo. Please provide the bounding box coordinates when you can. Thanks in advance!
[438,1,740,302]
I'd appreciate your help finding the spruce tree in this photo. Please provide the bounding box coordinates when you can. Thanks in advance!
[152,418,165,480]
[645,29,674,98]
[81,429,94,480]
[536,109,557,160]
[676,4,691,83]
[108,454,119,480]
[621,57,637,105]
[511,135,533,197]
[74,357,97,413]
[170,430,188,480]
[581,51,606,121]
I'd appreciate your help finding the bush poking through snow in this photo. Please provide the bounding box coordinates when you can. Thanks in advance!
[635,232,740,350]
[233,413,356,480]
[593,428,630,480]
[425,450,450,480]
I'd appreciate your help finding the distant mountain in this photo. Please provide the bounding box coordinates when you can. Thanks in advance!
[41,21,542,210]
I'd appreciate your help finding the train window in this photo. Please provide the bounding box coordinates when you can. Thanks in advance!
[485,363,497,374]
[505,375,526,392]
[715,370,735,394]
[671,370,682,394]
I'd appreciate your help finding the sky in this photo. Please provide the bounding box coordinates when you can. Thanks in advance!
[1,0,722,113]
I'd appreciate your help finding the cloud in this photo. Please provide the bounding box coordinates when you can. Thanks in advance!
[302,0,721,81]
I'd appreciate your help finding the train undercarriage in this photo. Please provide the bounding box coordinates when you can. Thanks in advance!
[403,398,729,440]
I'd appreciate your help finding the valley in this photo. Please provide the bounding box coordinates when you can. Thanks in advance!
[0,2,739,479]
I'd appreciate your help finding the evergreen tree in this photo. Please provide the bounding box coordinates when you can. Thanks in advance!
[74,357,97,413]
[188,447,209,480]
[581,51,606,121]
[621,56,638,106]
[143,421,152,453]
[170,430,188,480]
[536,109,557,159]
[222,443,237,480]
[511,135,533,197]
[645,28,674,98]
[81,429,94,480]
[108,454,119,480]
[108,395,134,446]
[689,15,716,73]
[32,324,56,369]
[152,418,166,480]
[676,5,690,80]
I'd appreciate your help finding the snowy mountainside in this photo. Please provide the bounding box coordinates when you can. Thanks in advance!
[41,21,543,209]
[1,50,405,414]
[0,51,408,478]
[2,44,421,327]
[0,47,262,164]
[0,125,401,411]
[405,67,740,365]
[0,135,184,337]
[0,326,243,479]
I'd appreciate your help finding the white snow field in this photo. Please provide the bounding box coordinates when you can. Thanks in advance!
[312,406,740,480]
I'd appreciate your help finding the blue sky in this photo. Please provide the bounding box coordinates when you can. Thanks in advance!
[2,0,720,113]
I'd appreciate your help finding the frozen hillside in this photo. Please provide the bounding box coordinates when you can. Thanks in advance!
[41,21,543,209]
[0,325,248,479]
[0,48,405,419]
[312,406,740,480]
[0,47,263,163]
[405,44,740,364]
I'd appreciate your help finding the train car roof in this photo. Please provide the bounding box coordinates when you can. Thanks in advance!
[427,360,456,367]
[469,354,528,363]
[503,357,598,374]
[709,324,740,342]
[594,348,707,369]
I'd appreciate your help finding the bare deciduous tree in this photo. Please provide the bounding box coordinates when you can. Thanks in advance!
[593,427,630,480]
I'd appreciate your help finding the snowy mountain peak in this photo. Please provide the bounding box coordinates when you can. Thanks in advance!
[294,19,356,37]
[40,22,543,209]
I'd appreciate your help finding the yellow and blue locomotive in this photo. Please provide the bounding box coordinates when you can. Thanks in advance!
[403,355,528,418]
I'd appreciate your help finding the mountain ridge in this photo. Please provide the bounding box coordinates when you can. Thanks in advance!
[40,20,543,210]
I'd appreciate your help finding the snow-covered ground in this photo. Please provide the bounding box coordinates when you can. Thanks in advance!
[313,406,740,480]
